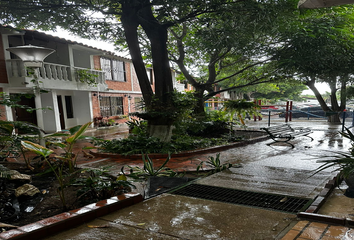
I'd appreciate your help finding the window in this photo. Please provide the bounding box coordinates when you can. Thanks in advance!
[100,58,126,81]
[99,96,124,117]
[65,96,74,118]
[133,97,144,112]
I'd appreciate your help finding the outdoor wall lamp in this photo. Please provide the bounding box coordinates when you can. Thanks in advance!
[6,45,55,68]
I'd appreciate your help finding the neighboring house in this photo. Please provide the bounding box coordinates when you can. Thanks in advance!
[0,26,151,133]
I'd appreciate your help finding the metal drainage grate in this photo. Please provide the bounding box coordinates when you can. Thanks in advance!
[170,184,312,214]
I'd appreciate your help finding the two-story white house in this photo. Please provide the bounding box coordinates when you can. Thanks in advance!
[0,26,152,133]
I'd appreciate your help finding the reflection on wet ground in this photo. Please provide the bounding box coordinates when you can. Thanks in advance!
[44,119,354,239]
[79,119,353,199]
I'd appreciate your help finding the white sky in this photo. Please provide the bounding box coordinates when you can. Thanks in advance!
[45,28,331,96]
[45,28,121,54]
[302,83,330,95]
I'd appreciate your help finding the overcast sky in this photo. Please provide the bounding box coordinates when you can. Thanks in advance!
[45,28,125,55]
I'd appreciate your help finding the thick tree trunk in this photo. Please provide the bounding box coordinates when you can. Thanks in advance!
[340,75,348,111]
[327,76,343,123]
[306,77,341,123]
[121,1,176,141]
[138,3,175,141]
[148,124,174,142]
[328,114,341,123]
[121,2,153,106]
[193,90,207,117]
[138,1,174,102]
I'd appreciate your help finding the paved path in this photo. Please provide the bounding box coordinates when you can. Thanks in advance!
[41,119,354,239]
[5,119,354,239]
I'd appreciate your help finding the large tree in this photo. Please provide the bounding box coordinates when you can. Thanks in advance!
[272,7,354,123]
[0,0,231,140]
[166,0,298,115]
[0,0,299,138]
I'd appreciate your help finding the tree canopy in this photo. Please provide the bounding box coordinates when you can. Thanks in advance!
[0,0,299,135]
[3,0,354,126]
[165,0,301,114]
[272,6,354,122]
[251,82,307,102]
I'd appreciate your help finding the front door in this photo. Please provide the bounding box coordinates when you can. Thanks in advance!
[57,96,65,130]
[13,94,37,125]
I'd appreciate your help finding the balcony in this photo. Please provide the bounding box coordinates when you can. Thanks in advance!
[6,59,107,91]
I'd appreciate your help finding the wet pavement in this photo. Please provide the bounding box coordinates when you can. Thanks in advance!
[48,119,354,239]
[3,118,354,239]
[45,194,296,240]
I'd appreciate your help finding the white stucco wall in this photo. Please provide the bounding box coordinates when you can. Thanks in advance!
[73,91,93,126]
[72,49,91,68]
[41,91,61,133]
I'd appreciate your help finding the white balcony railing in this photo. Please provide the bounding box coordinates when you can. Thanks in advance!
[6,59,106,90]
[41,63,71,81]
[73,66,106,85]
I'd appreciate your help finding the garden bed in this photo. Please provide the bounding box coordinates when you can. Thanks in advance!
[0,129,268,233]
[0,162,132,231]
[90,130,268,159]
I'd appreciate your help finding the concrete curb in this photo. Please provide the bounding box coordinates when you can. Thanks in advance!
[0,192,143,240]
[297,176,354,227]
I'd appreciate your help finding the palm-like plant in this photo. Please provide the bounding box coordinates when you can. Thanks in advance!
[197,153,233,174]
[0,120,42,170]
[45,122,93,172]
[20,122,95,210]
[223,99,260,126]
[122,154,179,180]
[315,128,354,178]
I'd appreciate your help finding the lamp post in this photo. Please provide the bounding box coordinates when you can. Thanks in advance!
[7,45,55,67]
[7,45,55,146]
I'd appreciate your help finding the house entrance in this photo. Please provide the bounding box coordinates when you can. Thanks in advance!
[57,96,66,130]
[13,94,37,125]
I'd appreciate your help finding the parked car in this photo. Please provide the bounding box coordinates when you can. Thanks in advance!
[279,106,326,118]
[279,106,353,118]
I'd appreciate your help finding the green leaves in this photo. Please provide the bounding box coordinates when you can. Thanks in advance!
[0,121,14,135]
[274,8,354,77]
[21,140,54,158]
[66,122,92,144]
[122,154,179,180]
[76,69,98,87]
[0,165,11,179]
[73,166,135,204]
[197,153,233,174]
[95,133,228,155]
[70,123,89,142]
[314,128,354,179]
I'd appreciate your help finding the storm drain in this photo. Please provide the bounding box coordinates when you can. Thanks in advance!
[170,184,312,214]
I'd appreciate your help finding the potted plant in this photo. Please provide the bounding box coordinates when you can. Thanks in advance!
[315,127,354,198]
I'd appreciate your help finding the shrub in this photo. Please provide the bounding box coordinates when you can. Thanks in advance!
[97,135,171,155]
[73,167,135,204]
[95,134,229,155]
